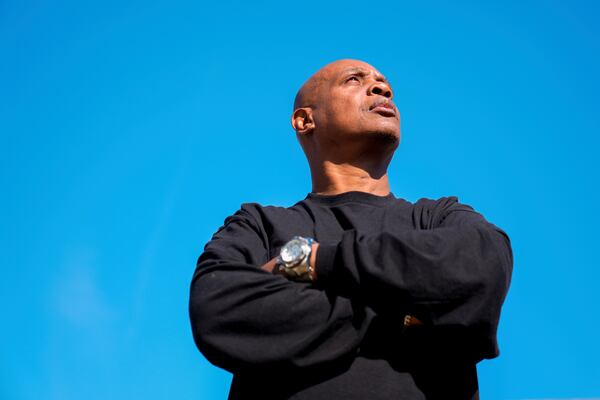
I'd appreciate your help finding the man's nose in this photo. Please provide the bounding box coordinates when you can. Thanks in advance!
[368,81,392,98]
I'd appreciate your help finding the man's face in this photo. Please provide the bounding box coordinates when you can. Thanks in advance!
[311,60,400,146]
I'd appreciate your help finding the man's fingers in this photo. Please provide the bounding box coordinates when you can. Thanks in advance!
[260,258,279,274]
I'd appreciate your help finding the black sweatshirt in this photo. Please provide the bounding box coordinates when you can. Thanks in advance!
[189,191,513,399]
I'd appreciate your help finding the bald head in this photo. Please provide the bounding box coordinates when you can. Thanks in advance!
[291,59,400,166]
[293,68,326,110]
[293,59,378,111]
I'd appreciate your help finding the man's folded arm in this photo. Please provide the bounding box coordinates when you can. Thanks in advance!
[189,206,371,374]
[314,198,513,359]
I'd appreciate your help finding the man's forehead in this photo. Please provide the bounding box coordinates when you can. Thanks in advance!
[294,59,387,109]
[319,60,384,81]
[336,66,387,82]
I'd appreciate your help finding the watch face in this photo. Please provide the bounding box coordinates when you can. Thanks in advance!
[280,239,305,264]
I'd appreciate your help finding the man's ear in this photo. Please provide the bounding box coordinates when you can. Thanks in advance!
[291,108,315,135]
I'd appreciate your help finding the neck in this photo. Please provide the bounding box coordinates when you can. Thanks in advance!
[309,156,392,196]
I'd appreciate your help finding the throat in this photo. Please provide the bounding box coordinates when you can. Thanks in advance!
[310,160,391,196]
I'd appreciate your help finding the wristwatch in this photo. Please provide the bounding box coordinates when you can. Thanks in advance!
[276,236,315,282]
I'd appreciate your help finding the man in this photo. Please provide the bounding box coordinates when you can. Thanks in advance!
[189,59,513,399]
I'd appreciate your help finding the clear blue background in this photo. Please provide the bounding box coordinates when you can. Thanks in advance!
[2,1,599,399]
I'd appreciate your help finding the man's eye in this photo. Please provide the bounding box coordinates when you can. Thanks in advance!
[346,76,360,83]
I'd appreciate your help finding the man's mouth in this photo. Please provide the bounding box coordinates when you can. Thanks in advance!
[369,100,396,116]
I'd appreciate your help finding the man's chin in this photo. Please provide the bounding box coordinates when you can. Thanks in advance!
[369,129,401,147]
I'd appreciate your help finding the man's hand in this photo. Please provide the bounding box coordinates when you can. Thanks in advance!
[261,242,320,281]
[260,257,279,274]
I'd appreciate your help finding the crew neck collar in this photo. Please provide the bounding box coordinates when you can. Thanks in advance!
[305,190,398,207]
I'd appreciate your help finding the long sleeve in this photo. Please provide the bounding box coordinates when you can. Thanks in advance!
[315,197,513,359]
[189,204,372,374]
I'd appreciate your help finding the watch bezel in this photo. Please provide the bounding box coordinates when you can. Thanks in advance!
[277,236,315,281]
[280,237,308,266]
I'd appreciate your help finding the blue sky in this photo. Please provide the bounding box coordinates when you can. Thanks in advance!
[1,1,599,399]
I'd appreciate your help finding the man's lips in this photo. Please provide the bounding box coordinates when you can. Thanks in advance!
[369,100,396,116]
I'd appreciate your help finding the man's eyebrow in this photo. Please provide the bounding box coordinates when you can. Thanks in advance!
[340,67,389,84]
